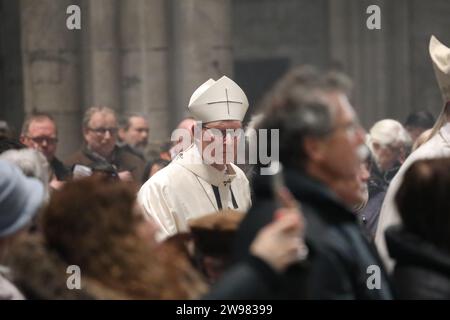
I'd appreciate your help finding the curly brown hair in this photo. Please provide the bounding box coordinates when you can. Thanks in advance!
[42,176,206,299]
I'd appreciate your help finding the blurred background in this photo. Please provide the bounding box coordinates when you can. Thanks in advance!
[1,0,450,158]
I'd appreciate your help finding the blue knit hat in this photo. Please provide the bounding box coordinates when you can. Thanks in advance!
[0,160,45,237]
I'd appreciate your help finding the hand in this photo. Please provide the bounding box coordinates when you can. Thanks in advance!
[50,177,65,190]
[118,171,133,182]
[250,187,308,273]
[250,210,304,273]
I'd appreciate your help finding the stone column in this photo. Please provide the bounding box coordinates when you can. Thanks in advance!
[81,0,121,112]
[119,0,170,143]
[170,0,233,128]
[328,0,411,128]
[20,0,82,158]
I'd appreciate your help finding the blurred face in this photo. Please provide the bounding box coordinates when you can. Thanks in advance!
[317,92,366,180]
[371,141,403,172]
[119,116,149,149]
[333,161,370,209]
[200,120,243,167]
[22,118,58,161]
[83,112,117,158]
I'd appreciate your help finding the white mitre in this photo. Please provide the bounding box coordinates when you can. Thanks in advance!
[188,76,249,123]
[430,35,450,103]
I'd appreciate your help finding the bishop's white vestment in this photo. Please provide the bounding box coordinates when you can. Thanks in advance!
[375,123,450,270]
[138,145,252,241]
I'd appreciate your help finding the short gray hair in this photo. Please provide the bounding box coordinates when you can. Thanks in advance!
[0,149,50,199]
[82,106,117,130]
[367,119,411,148]
[118,112,147,130]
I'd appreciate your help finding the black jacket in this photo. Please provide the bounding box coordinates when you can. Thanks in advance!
[50,157,70,181]
[386,226,450,299]
[233,168,393,299]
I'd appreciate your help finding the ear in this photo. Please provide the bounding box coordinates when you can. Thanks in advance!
[303,137,327,162]
[118,128,126,140]
[19,135,26,144]
[82,128,90,141]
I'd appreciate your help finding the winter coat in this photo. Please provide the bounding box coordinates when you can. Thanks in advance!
[233,168,393,300]
[386,226,450,299]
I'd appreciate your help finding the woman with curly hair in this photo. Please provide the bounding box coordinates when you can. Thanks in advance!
[9,176,207,299]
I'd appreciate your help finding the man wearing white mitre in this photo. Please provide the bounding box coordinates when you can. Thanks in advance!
[138,76,252,241]
[375,35,450,270]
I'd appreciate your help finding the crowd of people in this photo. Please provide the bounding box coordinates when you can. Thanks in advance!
[0,35,450,300]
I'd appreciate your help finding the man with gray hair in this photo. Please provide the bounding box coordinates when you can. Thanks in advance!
[0,160,46,300]
[234,66,392,299]
[20,112,69,183]
[361,119,411,238]
[65,106,145,183]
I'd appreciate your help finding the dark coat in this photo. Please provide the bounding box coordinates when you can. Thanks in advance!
[203,255,287,300]
[233,168,393,300]
[386,226,450,299]
[50,157,70,181]
[65,145,145,183]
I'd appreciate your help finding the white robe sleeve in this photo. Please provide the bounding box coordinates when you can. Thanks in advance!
[138,178,178,242]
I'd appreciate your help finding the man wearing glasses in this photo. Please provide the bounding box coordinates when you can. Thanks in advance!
[20,112,70,183]
[138,76,252,241]
[65,106,145,182]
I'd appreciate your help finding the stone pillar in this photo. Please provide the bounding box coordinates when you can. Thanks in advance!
[0,0,24,134]
[81,0,121,112]
[20,0,82,158]
[170,0,233,128]
[119,0,170,143]
[328,0,411,128]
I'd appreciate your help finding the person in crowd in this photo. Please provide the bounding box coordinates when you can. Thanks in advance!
[7,176,207,299]
[375,35,450,271]
[184,210,245,284]
[20,112,70,185]
[141,158,170,184]
[204,189,306,300]
[233,66,393,299]
[118,112,150,160]
[0,160,46,300]
[404,110,435,144]
[366,119,411,186]
[362,119,411,238]
[138,76,252,241]
[0,149,51,202]
[65,106,145,183]
[386,158,450,299]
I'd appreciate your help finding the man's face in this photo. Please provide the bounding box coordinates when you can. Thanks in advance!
[315,92,366,181]
[333,161,370,209]
[371,141,403,173]
[119,116,149,149]
[200,120,242,165]
[22,118,58,161]
[83,112,117,158]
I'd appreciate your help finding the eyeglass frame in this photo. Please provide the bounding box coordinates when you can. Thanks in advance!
[87,127,119,136]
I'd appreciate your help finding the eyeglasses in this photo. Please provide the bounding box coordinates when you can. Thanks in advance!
[202,126,243,138]
[26,136,58,145]
[88,127,118,136]
[331,120,363,137]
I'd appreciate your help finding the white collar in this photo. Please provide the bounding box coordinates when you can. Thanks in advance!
[174,144,236,187]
